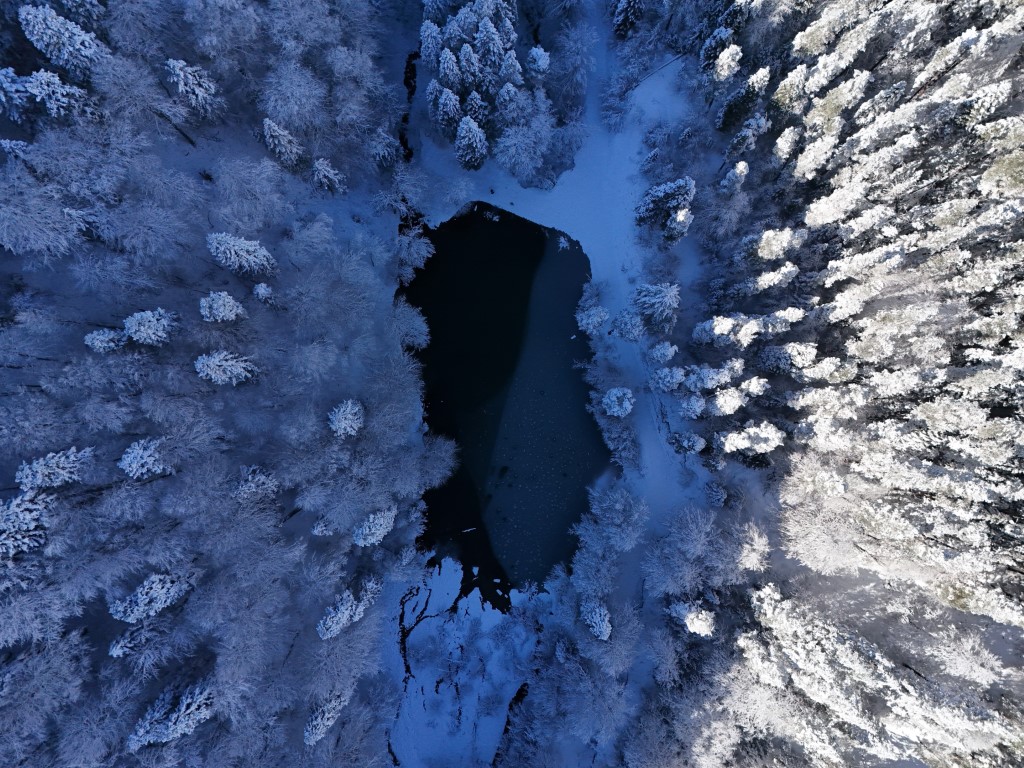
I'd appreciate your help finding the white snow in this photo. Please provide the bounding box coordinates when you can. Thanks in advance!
[386,558,535,766]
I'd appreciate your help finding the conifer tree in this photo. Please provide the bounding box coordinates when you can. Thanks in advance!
[18,5,109,76]
[455,115,488,169]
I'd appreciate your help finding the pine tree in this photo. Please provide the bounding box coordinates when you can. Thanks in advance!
[165,59,221,117]
[473,18,505,94]
[498,50,524,88]
[22,70,86,117]
[353,504,398,547]
[123,308,175,346]
[194,351,259,386]
[438,47,461,92]
[525,46,550,81]
[454,116,488,169]
[304,688,354,746]
[126,680,215,752]
[458,43,481,91]
[206,233,277,275]
[434,86,462,138]
[635,178,696,239]
[262,118,303,166]
[463,89,489,127]
[0,490,53,560]
[199,291,246,322]
[633,282,680,326]
[328,399,364,438]
[716,67,770,131]
[612,0,644,38]
[16,446,93,490]
[602,388,635,417]
[0,67,29,122]
[117,438,169,480]
[420,19,444,65]
[580,598,612,640]
[311,158,345,193]
[109,572,192,623]
[18,5,109,76]
[315,576,382,639]
[84,328,128,353]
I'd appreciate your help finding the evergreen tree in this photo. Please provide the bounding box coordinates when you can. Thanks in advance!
[454,115,488,169]
[438,47,462,92]
[328,399,364,438]
[194,351,259,386]
[199,291,246,322]
[18,5,109,76]
[612,0,644,38]
[165,59,221,117]
[123,308,175,346]
[262,118,303,166]
[117,438,169,479]
[434,85,463,138]
[206,233,277,275]
[126,681,215,752]
[16,446,93,490]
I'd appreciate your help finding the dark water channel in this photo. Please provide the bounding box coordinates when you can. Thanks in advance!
[404,202,608,610]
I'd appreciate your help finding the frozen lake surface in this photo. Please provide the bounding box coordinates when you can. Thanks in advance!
[404,202,608,606]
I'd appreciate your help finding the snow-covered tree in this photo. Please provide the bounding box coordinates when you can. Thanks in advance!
[0,490,53,560]
[720,160,749,192]
[315,576,382,639]
[328,399,364,438]
[635,177,696,239]
[123,308,175,346]
[649,341,678,364]
[352,503,398,546]
[304,687,354,746]
[633,282,680,326]
[165,59,221,117]
[580,597,612,641]
[612,0,644,38]
[194,351,258,386]
[19,5,109,76]
[434,85,462,137]
[117,438,169,480]
[438,47,461,91]
[16,446,93,490]
[109,572,192,623]
[455,116,488,169]
[206,233,277,275]
[21,69,86,117]
[0,68,29,122]
[714,44,742,82]
[651,367,686,392]
[84,328,128,353]
[602,387,635,417]
[126,680,215,752]
[719,421,785,455]
[199,291,246,323]
[232,466,281,506]
[526,46,550,80]
[668,601,715,636]
[252,283,273,302]
[311,158,345,193]
[262,118,303,166]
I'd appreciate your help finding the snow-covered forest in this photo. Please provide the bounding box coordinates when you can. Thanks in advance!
[1,0,1022,765]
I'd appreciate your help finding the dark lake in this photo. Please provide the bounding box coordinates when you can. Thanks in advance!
[404,202,608,609]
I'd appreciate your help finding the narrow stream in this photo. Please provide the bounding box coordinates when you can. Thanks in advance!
[404,202,608,608]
